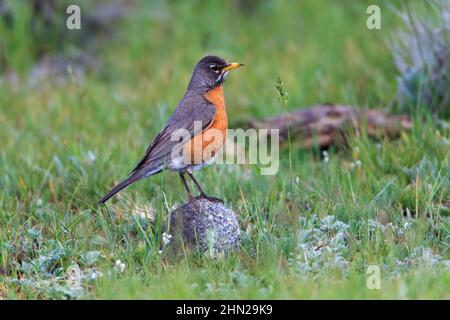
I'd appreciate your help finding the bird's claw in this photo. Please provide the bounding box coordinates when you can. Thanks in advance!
[196,194,224,204]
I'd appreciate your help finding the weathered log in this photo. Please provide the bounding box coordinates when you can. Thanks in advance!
[168,198,240,256]
[248,105,412,148]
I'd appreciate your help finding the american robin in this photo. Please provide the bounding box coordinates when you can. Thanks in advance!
[99,55,243,204]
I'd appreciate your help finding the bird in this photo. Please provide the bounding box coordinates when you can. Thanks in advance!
[99,55,244,204]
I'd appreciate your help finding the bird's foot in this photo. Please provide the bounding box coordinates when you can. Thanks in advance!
[196,194,224,204]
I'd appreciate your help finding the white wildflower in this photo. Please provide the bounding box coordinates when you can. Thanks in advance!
[88,270,103,280]
[114,260,125,273]
[85,150,97,163]
[36,198,43,207]
[350,160,362,170]
[162,232,172,245]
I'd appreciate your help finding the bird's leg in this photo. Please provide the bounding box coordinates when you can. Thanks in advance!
[186,172,224,203]
[186,172,207,195]
[179,173,194,202]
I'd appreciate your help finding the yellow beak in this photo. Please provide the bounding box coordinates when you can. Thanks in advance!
[223,62,244,72]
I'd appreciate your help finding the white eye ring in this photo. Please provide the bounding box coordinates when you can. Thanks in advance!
[210,65,220,73]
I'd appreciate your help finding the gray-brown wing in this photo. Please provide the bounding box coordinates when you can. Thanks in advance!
[130,93,216,174]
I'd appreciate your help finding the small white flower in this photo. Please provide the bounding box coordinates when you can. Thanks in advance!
[36,198,43,207]
[162,232,172,245]
[322,150,330,163]
[85,150,97,163]
[350,160,362,170]
[295,176,300,185]
[115,260,125,273]
[158,250,163,254]
[89,270,103,280]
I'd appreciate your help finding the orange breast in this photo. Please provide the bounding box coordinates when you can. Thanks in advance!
[183,85,228,165]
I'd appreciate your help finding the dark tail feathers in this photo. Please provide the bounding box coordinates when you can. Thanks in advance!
[98,175,140,204]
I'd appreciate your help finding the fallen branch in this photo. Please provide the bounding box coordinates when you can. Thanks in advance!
[248,105,412,148]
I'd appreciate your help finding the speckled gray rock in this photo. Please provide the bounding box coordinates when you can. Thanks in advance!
[169,198,240,255]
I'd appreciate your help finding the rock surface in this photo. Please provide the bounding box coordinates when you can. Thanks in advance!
[169,197,240,256]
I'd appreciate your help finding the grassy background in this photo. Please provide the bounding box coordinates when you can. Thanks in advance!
[0,0,449,299]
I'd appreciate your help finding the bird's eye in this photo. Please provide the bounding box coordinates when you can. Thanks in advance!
[210,65,220,73]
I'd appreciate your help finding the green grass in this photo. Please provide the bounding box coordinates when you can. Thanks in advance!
[0,0,449,299]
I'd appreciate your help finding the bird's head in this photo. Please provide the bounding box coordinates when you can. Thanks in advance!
[188,55,244,90]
